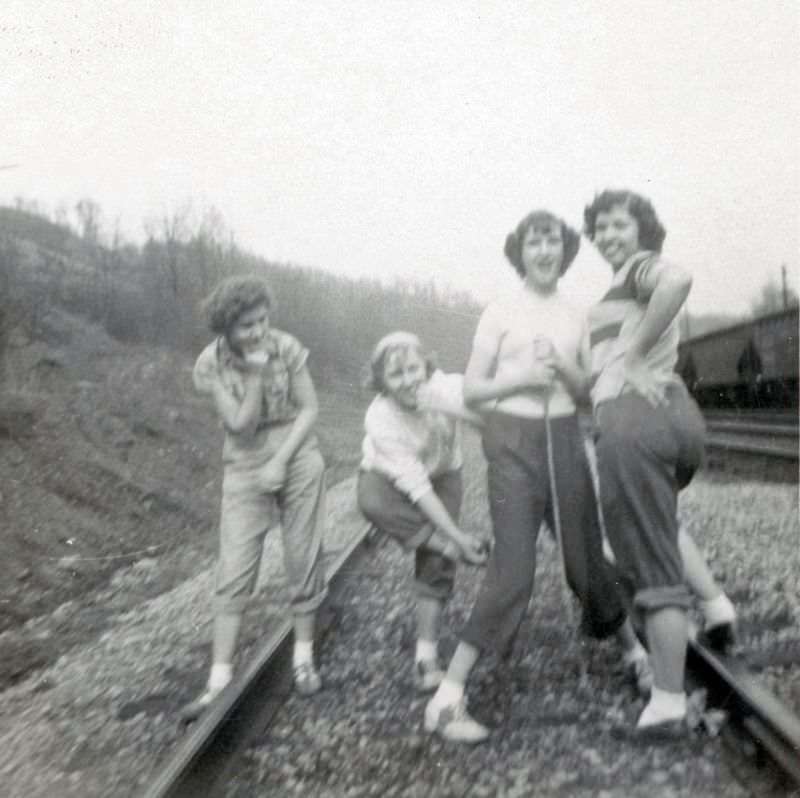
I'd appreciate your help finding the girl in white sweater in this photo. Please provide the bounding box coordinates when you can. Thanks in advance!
[357,331,488,693]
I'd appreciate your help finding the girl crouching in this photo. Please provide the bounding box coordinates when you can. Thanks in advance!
[357,331,488,693]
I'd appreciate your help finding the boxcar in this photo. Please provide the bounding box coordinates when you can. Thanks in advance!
[677,307,799,409]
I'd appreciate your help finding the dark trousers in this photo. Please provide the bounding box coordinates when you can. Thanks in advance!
[594,383,706,612]
[460,412,626,655]
[357,469,460,601]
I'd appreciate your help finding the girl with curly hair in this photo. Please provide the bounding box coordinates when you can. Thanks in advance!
[425,210,649,743]
[182,274,328,720]
[583,189,734,739]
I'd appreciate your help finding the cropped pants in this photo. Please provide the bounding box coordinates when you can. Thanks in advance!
[594,383,706,613]
[215,426,327,617]
[357,469,460,602]
[460,411,626,656]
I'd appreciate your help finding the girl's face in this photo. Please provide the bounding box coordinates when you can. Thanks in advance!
[382,347,427,410]
[521,223,563,293]
[592,203,641,271]
[227,302,270,356]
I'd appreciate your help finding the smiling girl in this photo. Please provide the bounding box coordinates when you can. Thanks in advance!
[425,210,648,743]
[357,331,488,694]
[183,275,327,720]
[583,189,711,737]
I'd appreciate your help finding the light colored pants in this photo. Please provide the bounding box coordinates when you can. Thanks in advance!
[215,426,327,616]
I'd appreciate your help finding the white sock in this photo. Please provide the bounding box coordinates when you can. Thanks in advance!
[415,639,438,664]
[637,686,686,727]
[208,662,233,691]
[700,593,736,628]
[293,640,314,667]
[431,678,464,708]
[623,641,648,665]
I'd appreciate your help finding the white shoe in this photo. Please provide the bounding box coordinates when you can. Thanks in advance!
[293,662,322,696]
[424,697,489,743]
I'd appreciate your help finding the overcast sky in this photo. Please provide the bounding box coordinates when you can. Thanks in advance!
[2,0,797,314]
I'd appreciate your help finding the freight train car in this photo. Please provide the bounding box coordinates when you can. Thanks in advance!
[676,306,799,409]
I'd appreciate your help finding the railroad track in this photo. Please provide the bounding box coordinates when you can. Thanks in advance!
[704,415,798,461]
[702,412,798,484]
[141,523,379,798]
[703,410,798,427]
[687,628,800,786]
[141,521,800,797]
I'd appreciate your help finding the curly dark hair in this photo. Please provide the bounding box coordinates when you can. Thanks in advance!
[503,210,581,279]
[582,189,667,253]
[201,275,274,335]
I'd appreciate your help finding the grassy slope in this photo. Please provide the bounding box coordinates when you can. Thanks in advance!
[0,304,368,684]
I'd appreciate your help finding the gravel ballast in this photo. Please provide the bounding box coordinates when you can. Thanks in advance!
[1,431,798,798]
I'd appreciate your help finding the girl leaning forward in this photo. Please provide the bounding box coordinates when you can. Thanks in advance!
[182,275,327,720]
[425,210,650,743]
[357,332,489,693]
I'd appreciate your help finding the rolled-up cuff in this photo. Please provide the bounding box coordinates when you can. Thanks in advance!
[290,584,329,617]
[633,584,692,613]
[404,479,434,504]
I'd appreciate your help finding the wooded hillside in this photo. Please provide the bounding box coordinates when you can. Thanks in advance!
[0,205,482,391]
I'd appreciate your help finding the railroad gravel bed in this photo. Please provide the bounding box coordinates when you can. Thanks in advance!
[1,431,798,797]
[221,474,799,798]
[0,480,368,798]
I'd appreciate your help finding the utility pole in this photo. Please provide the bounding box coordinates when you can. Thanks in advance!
[781,263,788,309]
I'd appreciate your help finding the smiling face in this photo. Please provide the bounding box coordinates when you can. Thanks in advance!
[382,346,427,410]
[592,203,642,271]
[520,221,564,293]
[227,302,270,356]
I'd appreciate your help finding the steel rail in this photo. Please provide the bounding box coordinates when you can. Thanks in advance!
[703,412,798,459]
[687,630,800,786]
[705,435,799,461]
[140,524,800,793]
[140,523,377,798]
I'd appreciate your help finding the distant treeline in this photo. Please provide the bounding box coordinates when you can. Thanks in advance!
[0,204,482,388]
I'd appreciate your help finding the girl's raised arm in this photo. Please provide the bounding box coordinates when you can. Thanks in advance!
[210,368,263,435]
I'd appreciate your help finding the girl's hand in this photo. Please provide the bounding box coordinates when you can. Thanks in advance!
[459,534,490,566]
[623,355,667,407]
[522,337,557,389]
[528,361,556,389]
[260,457,288,492]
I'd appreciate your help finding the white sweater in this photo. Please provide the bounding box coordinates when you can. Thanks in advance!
[360,371,477,502]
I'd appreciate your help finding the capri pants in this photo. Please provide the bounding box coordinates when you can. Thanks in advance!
[357,469,459,602]
[593,382,706,614]
[215,425,328,617]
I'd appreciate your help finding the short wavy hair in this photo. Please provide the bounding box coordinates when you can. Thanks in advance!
[582,189,667,253]
[503,210,581,279]
[364,331,436,393]
[201,275,274,335]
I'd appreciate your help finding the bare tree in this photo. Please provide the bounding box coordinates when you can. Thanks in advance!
[0,235,20,383]
[75,198,103,245]
[751,275,798,315]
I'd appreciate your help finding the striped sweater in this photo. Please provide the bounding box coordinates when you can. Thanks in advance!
[587,251,682,405]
